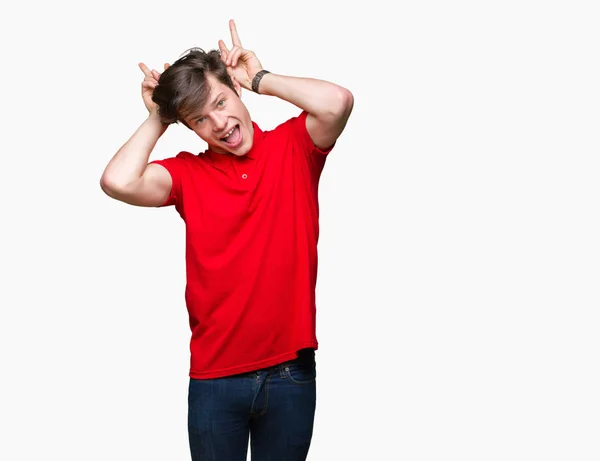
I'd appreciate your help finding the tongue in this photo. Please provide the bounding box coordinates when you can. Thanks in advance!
[226,126,241,145]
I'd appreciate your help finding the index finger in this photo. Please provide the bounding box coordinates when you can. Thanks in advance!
[229,19,242,48]
[138,62,152,77]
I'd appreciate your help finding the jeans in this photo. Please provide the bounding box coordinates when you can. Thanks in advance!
[187,348,317,461]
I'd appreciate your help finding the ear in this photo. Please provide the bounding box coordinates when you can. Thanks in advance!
[232,76,242,97]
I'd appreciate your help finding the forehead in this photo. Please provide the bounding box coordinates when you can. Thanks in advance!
[185,76,231,120]
[206,73,229,90]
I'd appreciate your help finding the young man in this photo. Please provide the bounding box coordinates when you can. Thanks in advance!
[100,20,353,461]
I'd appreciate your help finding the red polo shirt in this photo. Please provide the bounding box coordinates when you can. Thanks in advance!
[149,110,334,379]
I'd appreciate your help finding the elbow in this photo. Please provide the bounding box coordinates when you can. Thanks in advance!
[340,88,354,108]
[99,174,125,198]
[99,175,116,197]
[99,171,116,192]
[327,87,354,120]
[340,88,354,117]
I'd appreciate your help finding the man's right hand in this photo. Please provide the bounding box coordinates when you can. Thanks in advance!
[138,62,170,117]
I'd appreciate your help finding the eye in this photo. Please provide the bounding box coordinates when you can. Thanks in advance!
[196,117,206,124]
[217,99,226,107]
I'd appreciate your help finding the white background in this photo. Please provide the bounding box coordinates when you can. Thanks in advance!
[1,0,599,460]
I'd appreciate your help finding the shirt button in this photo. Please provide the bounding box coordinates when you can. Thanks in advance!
[241,173,248,179]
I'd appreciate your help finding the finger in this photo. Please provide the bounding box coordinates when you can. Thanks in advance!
[164,63,170,71]
[229,19,242,48]
[142,76,159,89]
[151,69,161,80]
[228,47,242,67]
[225,46,237,65]
[138,62,153,77]
[142,80,158,90]
[218,40,229,61]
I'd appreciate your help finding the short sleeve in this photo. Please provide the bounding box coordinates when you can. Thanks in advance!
[278,111,335,179]
[288,110,336,157]
[148,152,188,208]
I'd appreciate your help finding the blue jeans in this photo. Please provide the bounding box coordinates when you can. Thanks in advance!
[187,348,317,461]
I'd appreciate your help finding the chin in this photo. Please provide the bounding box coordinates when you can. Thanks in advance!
[233,142,252,156]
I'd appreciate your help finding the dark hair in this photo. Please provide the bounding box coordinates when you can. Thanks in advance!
[151,48,237,128]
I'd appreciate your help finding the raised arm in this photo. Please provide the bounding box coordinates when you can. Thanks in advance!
[219,20,354,150]
[100,63,173,207]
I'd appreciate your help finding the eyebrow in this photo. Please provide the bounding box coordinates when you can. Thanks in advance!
[193,92,225,121]
[211,92,225,108]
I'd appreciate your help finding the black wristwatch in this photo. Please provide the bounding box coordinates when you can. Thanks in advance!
[251,70,270,94]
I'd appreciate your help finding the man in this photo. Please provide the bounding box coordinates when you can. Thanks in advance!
[100,19,353,461]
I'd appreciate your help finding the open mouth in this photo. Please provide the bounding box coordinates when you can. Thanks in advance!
[220,124,241,147]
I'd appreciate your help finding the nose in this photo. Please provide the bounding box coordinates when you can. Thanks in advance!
[211,112,227,132]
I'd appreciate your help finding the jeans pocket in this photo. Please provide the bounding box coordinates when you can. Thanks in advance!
[284,357,316,384]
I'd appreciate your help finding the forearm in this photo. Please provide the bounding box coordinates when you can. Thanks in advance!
[100,115,168,188]
[257,73,350,118]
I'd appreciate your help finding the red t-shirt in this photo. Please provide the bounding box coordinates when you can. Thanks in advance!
[149,110,334,379]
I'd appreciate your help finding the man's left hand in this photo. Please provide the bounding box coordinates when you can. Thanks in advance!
[218,19,264,91]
